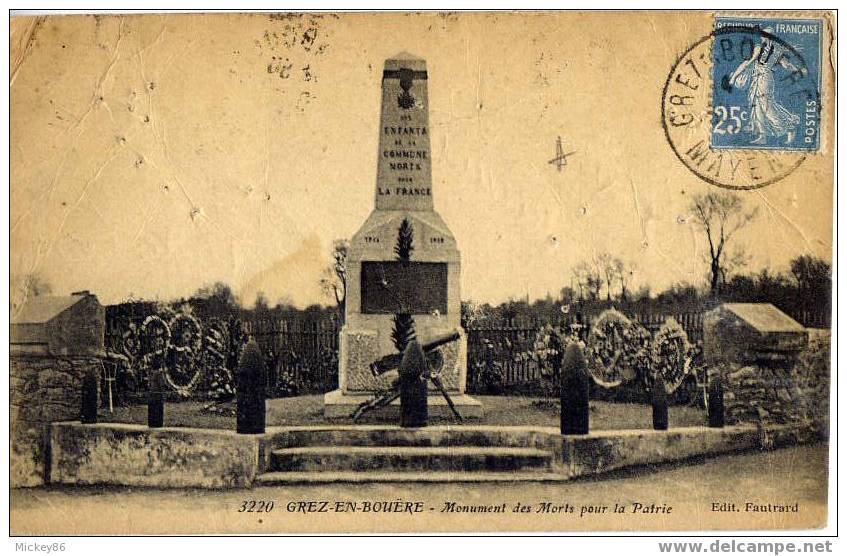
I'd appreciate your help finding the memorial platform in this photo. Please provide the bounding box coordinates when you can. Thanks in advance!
[47,421,822,487]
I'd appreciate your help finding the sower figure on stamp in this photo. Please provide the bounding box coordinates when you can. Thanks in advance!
[725,29,803,145]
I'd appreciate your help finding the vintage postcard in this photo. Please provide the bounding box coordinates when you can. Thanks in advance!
[9,10,835,535]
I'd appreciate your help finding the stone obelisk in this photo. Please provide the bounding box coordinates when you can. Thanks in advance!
[323,53,481,418]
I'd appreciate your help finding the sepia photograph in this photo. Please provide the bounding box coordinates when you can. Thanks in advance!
[7,8,836,537]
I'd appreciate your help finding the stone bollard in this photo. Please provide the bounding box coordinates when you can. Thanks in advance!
[237,340,266,434]
[708,375,726,428]
[399,339,429,428]
[80,371,98,424]
[652,378,669,431]
[147,369,165,428]
[560,343,590,435]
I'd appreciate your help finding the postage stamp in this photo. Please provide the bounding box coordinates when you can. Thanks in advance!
[711,17,823,152]
[661,19,823,190]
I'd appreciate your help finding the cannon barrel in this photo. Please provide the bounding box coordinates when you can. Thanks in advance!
[370,330,461,376]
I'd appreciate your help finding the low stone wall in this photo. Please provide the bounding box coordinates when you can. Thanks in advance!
[561,426,760,478]
[716,332,830,430]
[795,333,831,431]
[11,354,100,487]
[50,422,265,488]
[45,422,821,487]
[720,364,806,425]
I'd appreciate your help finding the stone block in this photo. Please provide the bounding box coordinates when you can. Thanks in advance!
[562,426,760,479]
[50,422,264,488]
[10,354,100,487]
[10,421,47,487]
[704,303,808,365]
[341,329,387,392]
[341,326,467,393]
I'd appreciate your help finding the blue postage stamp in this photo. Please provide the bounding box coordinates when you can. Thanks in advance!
[712,17,823,151]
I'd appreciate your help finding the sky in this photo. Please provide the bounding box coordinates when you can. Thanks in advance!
[10,12,834,308]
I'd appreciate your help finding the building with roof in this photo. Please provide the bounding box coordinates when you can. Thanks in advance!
[11,291,104,356]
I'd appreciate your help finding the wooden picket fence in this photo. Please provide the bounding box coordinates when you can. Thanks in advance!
[242,318,339,394]
[103,314,340,398]
[466,325,542,390]
[463,312,705,394]
[104,306,826,399]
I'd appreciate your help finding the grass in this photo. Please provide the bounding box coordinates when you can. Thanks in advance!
[101,394,707,430]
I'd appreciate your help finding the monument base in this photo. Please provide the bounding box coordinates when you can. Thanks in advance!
[323,389,484,420]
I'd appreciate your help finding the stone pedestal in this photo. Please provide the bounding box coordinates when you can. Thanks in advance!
[323,211,483,418]
[703,303,808,365]
[11,354,101,486]
[323,53,481,419]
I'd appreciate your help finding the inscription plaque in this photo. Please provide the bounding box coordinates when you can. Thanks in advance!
[360,261,448,315]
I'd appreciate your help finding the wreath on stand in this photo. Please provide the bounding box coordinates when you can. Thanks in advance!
[140,315,170,372]
[202,318,237,414]
[529,324,580,386]
[648,318,692,394]
[585,309,651,388]
[164,313,204,396]
[529,325,555,379]
[139,313,205,398]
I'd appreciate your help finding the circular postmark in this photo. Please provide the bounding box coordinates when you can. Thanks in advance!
[662,26,820,190]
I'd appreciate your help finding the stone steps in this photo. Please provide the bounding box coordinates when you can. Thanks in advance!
[266,427,553,449]
[269,445,554,473]
[257,470,568,484]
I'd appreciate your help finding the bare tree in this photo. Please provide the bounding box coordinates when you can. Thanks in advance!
[571,263,587,300]
[596,252,616,300]
[253,291,270,314]
[790,255,831,295]
[320,239,349,323]
[193,282,239,314]
[573,260,602,301]
[790,255,831,315]
[690,192,758,295]
[613,258,634,301]
[559,286,578,306]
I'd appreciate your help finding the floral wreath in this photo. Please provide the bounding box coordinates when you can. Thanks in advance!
[649,317,691,393]
[140,315,170,363]
[585,308,651,388]
[529,324,569,380]
[140,313,205,397]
